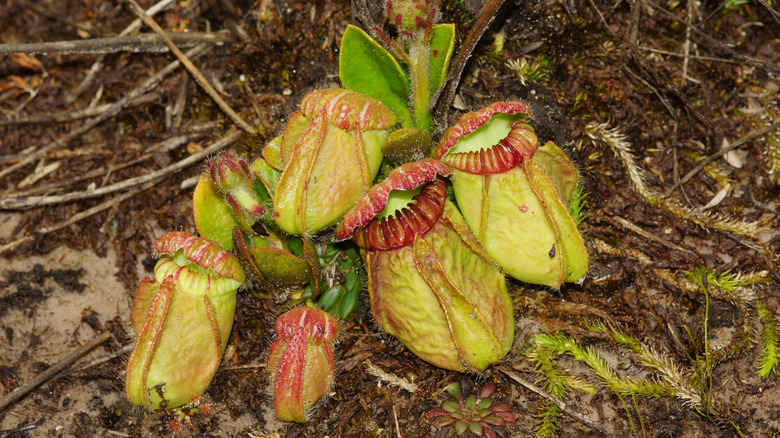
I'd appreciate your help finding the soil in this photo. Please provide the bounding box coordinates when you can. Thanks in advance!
[1,0,779,437]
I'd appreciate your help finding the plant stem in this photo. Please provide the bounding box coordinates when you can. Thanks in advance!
[408,37,431,132]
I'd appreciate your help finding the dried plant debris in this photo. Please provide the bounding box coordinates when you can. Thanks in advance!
[585,121,768,239]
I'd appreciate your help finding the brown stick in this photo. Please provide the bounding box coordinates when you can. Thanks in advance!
[0,184,148,255]
[0,31,236,56]
[0,92,158,127]
[5,132,203,196]
[642,0,779,74]
[69,0,176,103]
[0,332,112,413]
[0,130,242,209]
[430,0,507,132]
[124,0,256,136]
[0,44,211,180]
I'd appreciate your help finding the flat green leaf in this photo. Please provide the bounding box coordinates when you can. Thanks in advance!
[338,288,359,319]
[339,25,411,127]
[318,285,343,312]
[429,24,455,94]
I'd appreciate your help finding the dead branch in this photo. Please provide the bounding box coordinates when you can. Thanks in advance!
[0,332,112,413]
[0,182,150,255]
[0,129,242,209]
[643,0,780,74]
[5,130,209,197]
[0,92,158,127]
[0,130,241,255]
[14,0,99,37]
[69,0,176,103]
[609,215,696,255]
[587,0,712,130]
[0,44,211,181]
[642,48,741,65]
[125,0,256,136]
[430,0,508,133]
[756,0,780,23]
[52,343,135,381]
[0,31,236,55]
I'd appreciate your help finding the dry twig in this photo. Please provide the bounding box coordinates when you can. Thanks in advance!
[0,31,236,55]
[643,0,779,74]
[124,0,256,135]
[610,215,696,256]
[6,131,205,197]
[0,131,241,255]
[0,130,242,209]
[0,92,158,127]
[498,366,613,437]
[363,360,418,393]
[0,44,211,180]
[69,0,176,103]
[668,120,780,194]
[0,332,112,413]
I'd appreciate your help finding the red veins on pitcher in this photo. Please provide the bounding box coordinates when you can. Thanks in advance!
[267,307,340,423]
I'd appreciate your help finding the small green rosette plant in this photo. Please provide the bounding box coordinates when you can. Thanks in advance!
[335,159,514,372]
[265,88,398,236]
[433,102,588,287]
[267,306,340,423]
[126,231,244,409]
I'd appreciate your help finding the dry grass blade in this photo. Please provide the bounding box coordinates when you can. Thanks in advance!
[0,332,112,412]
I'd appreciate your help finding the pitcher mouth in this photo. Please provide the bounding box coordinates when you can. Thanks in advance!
[434,101,538,175]
[351,176,447,250]
[335,158,451,245]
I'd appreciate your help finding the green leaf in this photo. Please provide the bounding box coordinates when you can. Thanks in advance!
[287,236,304,257]
[318,285,342,312]
[338,288,359,319]
[344,271,359,293]
[757,301,779,378]
[339,25,411,127]
[429,24,455,93]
